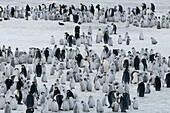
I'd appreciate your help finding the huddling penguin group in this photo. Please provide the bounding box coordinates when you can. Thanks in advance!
[0,3,170,29]
[1,2,170,113]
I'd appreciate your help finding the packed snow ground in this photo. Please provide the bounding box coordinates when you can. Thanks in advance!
[0,0,170,113]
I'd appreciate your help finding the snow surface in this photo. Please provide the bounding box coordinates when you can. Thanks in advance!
[0,0,170,113]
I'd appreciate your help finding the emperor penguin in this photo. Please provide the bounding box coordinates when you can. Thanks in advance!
[102,83,109,93]
[41,103,48,113]
[137,82,145,97]
[111,23,117,34]
[70,77,75,89]
[126,36,131,45]
[154,76,161,91]
[151,3,155,12]
[96,99,104,113]
[165,72,170,87]
[41,72,47,83]
[0,94,5,109]
[97,28,103,42]
[108,37,113,46]
[168,56,170,67]
[139,31,144,40]
[51,99,59,112]
[81,101,90,112]
[86,79,93,92]
[94,79,101,90]
[80,79,86,92]
[50,35,55,45]
[62,99,70,111]
[102,94,108,106]
[73,102,81,113]
[88,95,95,108]
[68,97,74,110]
[4,102,12,113]
[112,101,119,112]
[10,96,18,110]
[108,91,117,108]
[145,83,151,94]
[118,35,123,44]
[132,97,138,110]
[61,73,66,84]
[151,37,157,45]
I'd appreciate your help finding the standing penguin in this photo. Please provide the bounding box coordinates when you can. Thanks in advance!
[122,68,130,84]
[4,102,12,113]
[56,95,63,110]
[68,35,73,47]
[10,96,18,110]
[36,63,42,77]
[145,83,151,94]
[108,37,113,46]
[80,79,86,92]
[118,35,122,44]
[62,99,70,111]
[104,31,109,44]
[50,35,55,45]
[81,101,90,112]
[151,37,157,45]
[165,73,170,87]
[132,97,138,110]
[0,94,5,109]
[139,31,144,40]
[126,36,131,45]
[73,102,81,113]
[102,94,108,106]
[41,72,47,82]
[151,3,155,12]
[108,91,116,108]
[96,99,104,113]
[134,56,140,70]
[111,23,117,34]
[26,92,34,113]
[88,95,95,108]
[154,76,161,91]
[137,82,145,97]
[51,99,59,112]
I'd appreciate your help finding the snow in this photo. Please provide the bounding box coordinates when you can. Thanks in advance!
[0,0,170,113]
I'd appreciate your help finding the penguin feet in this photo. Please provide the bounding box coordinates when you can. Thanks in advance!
[18,102,23,105]
[108,106,111,108]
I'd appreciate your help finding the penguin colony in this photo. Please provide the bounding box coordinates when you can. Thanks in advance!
[0,3,170,29]
[0,2,170,113]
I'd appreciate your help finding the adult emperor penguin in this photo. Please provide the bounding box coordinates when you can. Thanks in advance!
[137,82,145,97]
[165,72,170,87]
[151,3,155,12]
[108,91,117,108]
[122,68,130,84]
[111,23,117,34]
[154,76,161,91]
[104,31,109,44]
[134,56,140,70]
